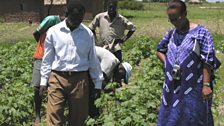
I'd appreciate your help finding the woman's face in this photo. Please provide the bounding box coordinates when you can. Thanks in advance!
[167,8,184,28]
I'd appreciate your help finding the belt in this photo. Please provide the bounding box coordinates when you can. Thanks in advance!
[52,70,88,76]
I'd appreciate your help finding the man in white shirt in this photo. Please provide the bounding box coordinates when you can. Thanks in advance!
[95,46,132,85]
[39,1,103,125]
[89,46,132,117]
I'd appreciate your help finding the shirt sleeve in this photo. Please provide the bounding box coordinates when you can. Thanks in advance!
[157,30,171,54]
[88,35,104,89]
[89,14,100,31]
[37,16,60,34]
[40,30,55,86]
[198,28,216,69]
[123,17,136,31]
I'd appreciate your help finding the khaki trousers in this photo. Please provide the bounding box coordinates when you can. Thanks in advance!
[47,71,89,126]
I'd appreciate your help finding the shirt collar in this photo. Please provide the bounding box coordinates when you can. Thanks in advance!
[62,19,84,32]
[104,11,119,19]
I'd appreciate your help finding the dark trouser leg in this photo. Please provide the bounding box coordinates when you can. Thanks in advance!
[113,50,122,62]
[89,79,100,118]
[34,86,42,123]
[31,59,42,124]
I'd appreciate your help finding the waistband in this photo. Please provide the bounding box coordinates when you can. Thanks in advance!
[52,70,88,76]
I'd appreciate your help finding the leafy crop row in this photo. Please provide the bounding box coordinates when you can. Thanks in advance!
[0,41,35,126]
[86,36,164,126]
[0,36,223,125]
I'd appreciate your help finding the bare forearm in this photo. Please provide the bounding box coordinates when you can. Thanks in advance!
[156,51,166,63]
[202,63,213,98]
[203,63,211,83]
[123,31,135,42]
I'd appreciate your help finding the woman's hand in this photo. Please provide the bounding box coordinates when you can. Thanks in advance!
[202,63,212,99]
[202,86,212,99]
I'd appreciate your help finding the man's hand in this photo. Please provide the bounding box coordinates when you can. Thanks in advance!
[39,86,47,96]
[93,89,101,99]
[202,86,212,99]
[114,39,124,44]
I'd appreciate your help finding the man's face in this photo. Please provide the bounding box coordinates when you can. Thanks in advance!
[118,64,126,80]
[108,3,117,16]
[67,8,84,29]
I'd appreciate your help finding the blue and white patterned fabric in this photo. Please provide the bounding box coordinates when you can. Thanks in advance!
[157,25,219,126]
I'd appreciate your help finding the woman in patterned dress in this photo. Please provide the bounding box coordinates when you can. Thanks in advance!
[156,0,220,125]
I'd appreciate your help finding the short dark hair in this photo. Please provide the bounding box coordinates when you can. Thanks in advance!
[167,0,187,16]
[107,0,118,7]
[66,0,85,15]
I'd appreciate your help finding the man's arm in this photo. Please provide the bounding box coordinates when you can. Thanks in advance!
[89,14,101,40]
[89,14,100,35]
[33,16,60,42]
[89,35,104,89]
[40,32,55,86]
[38,16,60,34]
[114,31,135,44]
[122,30,135,42]
[115,16,136,44]
[33,30,40,42]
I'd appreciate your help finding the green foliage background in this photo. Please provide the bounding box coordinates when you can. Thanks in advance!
[0,36,223,126]
[0,2,224,126]
[118,0,144,10]
[87,36,163,126]
[0,41,35,126]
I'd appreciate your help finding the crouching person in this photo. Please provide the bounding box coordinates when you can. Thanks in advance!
[89,46,132,118]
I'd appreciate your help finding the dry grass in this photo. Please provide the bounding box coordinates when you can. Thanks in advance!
[0,22,38,44]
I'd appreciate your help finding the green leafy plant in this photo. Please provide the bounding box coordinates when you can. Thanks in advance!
[0,41,35,126]
[118,0,144,10]
[86,36,163,126]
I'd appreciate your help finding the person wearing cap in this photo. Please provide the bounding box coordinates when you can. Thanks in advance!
[89,46,132,117]
[33,15,62,42]
[39,1,103,125]
[31,15,62,125]
[95,46,132,87]
[89,0,136,62]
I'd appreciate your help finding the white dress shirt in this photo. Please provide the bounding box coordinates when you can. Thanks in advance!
[95,46,120,79]
[40,20,103,89]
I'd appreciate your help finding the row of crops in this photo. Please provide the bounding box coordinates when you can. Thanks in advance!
[0,36,223,125]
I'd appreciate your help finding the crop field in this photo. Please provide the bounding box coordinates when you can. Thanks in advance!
[0,2,224,126]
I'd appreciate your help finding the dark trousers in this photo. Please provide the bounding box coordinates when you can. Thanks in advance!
[88,79,100,118]
[47,71,89,126]
[113,50,122,62]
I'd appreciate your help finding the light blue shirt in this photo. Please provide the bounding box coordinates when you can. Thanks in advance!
[40,20,103,89]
